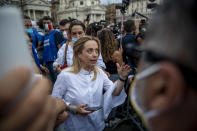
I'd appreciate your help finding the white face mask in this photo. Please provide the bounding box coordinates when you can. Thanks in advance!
[63,31,68,39]
[44,24,49,32]
[130,64,161,125]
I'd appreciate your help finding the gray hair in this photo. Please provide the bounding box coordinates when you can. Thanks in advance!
[143,0,197,72]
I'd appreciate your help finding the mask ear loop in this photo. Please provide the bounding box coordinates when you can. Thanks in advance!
[129,64,161,127]
[136,64,161,80]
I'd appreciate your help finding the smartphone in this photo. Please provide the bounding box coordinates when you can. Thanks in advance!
[0,7,38,111]
[0,7,33,79]
[84,106,103,111]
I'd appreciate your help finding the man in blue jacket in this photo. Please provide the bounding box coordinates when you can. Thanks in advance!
[42,16,60,83]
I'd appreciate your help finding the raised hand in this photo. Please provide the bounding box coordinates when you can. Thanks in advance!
[116,63,131,80]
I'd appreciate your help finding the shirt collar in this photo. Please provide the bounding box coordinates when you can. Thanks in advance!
[79,69,94,75]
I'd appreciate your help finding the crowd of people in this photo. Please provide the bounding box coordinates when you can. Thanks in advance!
[1,0,197,130]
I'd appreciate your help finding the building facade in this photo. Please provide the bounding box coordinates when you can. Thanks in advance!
[56,0,106,24]
[116,0,163,22]
[51,0,60,25]
[105,3,121,25]
[23,0,51,22]
[0,0,51,22]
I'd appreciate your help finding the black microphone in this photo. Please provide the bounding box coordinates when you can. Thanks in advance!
[131,10,136,17]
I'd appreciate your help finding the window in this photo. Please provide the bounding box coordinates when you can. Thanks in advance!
[80,1,83,5]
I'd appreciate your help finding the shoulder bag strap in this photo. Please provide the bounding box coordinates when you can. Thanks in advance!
[64,41,69,65]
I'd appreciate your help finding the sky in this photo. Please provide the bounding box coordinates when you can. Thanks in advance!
[100,0,122,5]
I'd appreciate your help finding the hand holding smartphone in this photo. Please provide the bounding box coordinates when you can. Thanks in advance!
[84,106,103,112]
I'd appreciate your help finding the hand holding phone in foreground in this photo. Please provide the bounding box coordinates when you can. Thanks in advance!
[0,7,67,130]
[0,67,56,130]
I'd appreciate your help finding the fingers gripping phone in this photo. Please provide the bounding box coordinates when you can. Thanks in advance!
[84,106,103,112]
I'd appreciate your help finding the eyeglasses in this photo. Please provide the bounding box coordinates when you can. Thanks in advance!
[138,48,197,87]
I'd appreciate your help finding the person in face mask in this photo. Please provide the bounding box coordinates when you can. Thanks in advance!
[130,0,197,131]
[24,15,33,33]
[59,19,70,40]
[53,20,106,72]
[42,16,60,84]
[54,19,71,47]
[24,15,44,64]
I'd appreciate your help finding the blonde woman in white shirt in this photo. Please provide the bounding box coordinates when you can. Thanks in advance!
[52,36,131,131]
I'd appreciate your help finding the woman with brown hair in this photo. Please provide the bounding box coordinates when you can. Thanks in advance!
[52,36,131,131]
[98,29,123,81]
[53,20,106,72]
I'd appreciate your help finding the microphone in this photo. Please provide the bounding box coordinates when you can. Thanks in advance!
[132,10,136,17]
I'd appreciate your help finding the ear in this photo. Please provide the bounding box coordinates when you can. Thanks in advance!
[148,62,186,111]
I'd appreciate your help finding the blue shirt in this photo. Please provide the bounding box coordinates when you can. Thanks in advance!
[31,28,44,47]
[32,44,41,70]
[60,40,66,46]
[43,30,58,62]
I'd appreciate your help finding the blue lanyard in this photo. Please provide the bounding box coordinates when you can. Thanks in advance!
[125,34,135,37]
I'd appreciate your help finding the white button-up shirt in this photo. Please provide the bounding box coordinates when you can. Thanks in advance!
[52,67,126,131]
[53,43,106,69]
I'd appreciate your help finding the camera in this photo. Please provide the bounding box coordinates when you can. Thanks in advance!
[112,24,120,38]
[121,0,130,13]
[147,0,158,9]
[92,22,102,33]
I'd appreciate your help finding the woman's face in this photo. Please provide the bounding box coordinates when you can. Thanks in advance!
[71,25,85,39]
[78,40,99,69]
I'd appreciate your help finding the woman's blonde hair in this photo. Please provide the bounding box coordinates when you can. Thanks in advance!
[70,36,101,81]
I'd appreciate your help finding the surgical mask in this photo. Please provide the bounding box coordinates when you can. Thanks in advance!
[44,24,52,32]
[25,29,33,35]
[72,37,78,43]
[63,31,68,39]
[130,64,161,125]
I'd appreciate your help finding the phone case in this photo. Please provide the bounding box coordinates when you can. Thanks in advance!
[84,106,103,111]
[0,7,33,79]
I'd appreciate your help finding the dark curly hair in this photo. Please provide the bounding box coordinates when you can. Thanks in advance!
[98,29,118,63]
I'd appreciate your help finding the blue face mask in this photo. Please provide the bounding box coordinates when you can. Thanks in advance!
[26,29,33,35]
[72,37,78,43]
